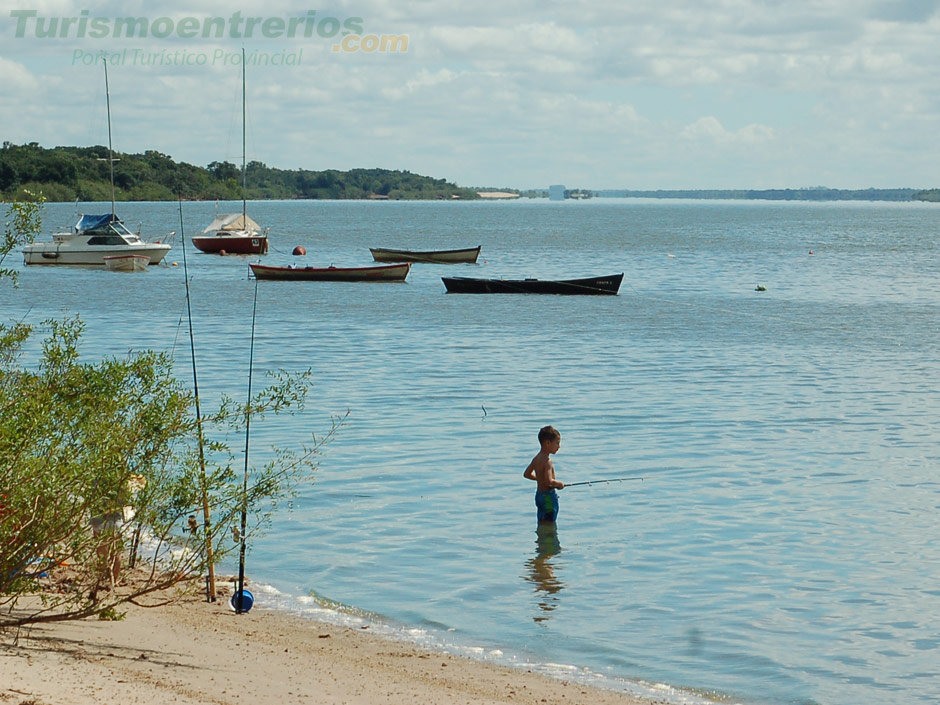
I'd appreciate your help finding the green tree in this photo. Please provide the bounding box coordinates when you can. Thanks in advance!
[0,142,480,201]
[0,161,16,192]
[208,160,240,182]
[0,196,342,627]
[0,189,44,284]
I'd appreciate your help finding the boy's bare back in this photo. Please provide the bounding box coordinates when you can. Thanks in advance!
[524,450,556,490]
[523,426,564,491]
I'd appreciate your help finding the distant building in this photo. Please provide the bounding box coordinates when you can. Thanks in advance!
[549,184,566,201]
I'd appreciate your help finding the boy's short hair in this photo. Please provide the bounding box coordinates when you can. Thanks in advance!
[538,425,561,444]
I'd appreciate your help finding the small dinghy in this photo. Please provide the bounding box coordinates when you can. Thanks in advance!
[370,246,481,264]
[103,254,151,272]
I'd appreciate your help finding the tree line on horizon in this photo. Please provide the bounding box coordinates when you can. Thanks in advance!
[6,142,937,204]
[0,142,481,202]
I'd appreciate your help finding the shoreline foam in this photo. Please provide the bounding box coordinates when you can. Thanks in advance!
[248,579,721,705]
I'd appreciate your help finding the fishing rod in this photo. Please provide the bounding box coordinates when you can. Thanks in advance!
[179,196,217,602]
[565,476,644,487]
[235,274,260,614]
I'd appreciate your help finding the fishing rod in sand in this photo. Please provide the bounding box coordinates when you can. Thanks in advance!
[179,196,217,603]
[234,274,260,614]
[565,476,644,488]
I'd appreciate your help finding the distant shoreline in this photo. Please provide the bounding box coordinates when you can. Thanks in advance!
[592,188,938,202]
[4,143,937,203]
[5,143,938,204]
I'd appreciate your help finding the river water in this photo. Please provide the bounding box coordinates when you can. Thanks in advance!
[5,198,940,705]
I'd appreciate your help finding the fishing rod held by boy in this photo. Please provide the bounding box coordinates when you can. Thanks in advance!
[565,476,644,487]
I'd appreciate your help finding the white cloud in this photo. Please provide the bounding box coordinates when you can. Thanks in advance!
[381,68,458,100]
[3,0,940,187]
[679,117,775,145]
[0,57,36,92]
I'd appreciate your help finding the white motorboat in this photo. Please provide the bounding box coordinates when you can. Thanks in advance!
[23,213,171,266]
[22,58,172,267]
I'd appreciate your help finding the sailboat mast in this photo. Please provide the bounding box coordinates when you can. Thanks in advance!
[241,47,247,221]
[103,57,116,215]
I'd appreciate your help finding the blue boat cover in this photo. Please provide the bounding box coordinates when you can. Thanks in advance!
[76,213,119,232]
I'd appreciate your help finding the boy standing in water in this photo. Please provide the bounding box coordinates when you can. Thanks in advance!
[524,425,565,524]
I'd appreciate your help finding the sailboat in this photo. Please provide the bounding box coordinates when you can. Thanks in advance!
[192,50,269,255]
[23,59,172,266]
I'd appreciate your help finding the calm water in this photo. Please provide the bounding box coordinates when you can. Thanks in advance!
[5,198,940,705]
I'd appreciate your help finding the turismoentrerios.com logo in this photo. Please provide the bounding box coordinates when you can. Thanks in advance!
[9,9,409,53]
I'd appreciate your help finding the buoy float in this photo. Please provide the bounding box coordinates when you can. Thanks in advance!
[292,246,307,256]
[219,249,227,256]
[230,589,254,612]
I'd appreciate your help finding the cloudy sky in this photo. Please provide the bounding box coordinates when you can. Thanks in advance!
[3,1,940,190]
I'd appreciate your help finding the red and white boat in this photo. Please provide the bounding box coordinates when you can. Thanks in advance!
[193,50,268,256]
[192,213,268,255]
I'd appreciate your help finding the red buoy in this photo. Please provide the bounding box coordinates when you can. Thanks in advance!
[292,246,307,256]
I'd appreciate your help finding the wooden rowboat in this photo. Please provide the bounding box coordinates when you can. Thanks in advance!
[103,254,151,272]
[370,246,481,264]
[249,262,411,282]
[441,273,623,295]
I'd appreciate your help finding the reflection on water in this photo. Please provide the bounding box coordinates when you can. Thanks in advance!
[524,525,564,622]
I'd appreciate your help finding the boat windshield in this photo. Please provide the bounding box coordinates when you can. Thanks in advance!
[76,214,140,243]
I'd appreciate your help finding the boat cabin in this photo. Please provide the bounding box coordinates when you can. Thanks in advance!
[57,214,144,245]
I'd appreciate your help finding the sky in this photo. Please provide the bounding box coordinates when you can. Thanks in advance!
[3,0,940,190]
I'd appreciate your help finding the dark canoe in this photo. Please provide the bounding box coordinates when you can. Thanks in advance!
[250,262,411,282]
[370,245,481,264]
[441,273,623,295]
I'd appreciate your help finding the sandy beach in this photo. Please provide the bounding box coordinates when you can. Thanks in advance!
[1,582,666,705]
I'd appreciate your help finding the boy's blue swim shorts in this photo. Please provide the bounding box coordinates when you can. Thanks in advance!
[535,489,559,523]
